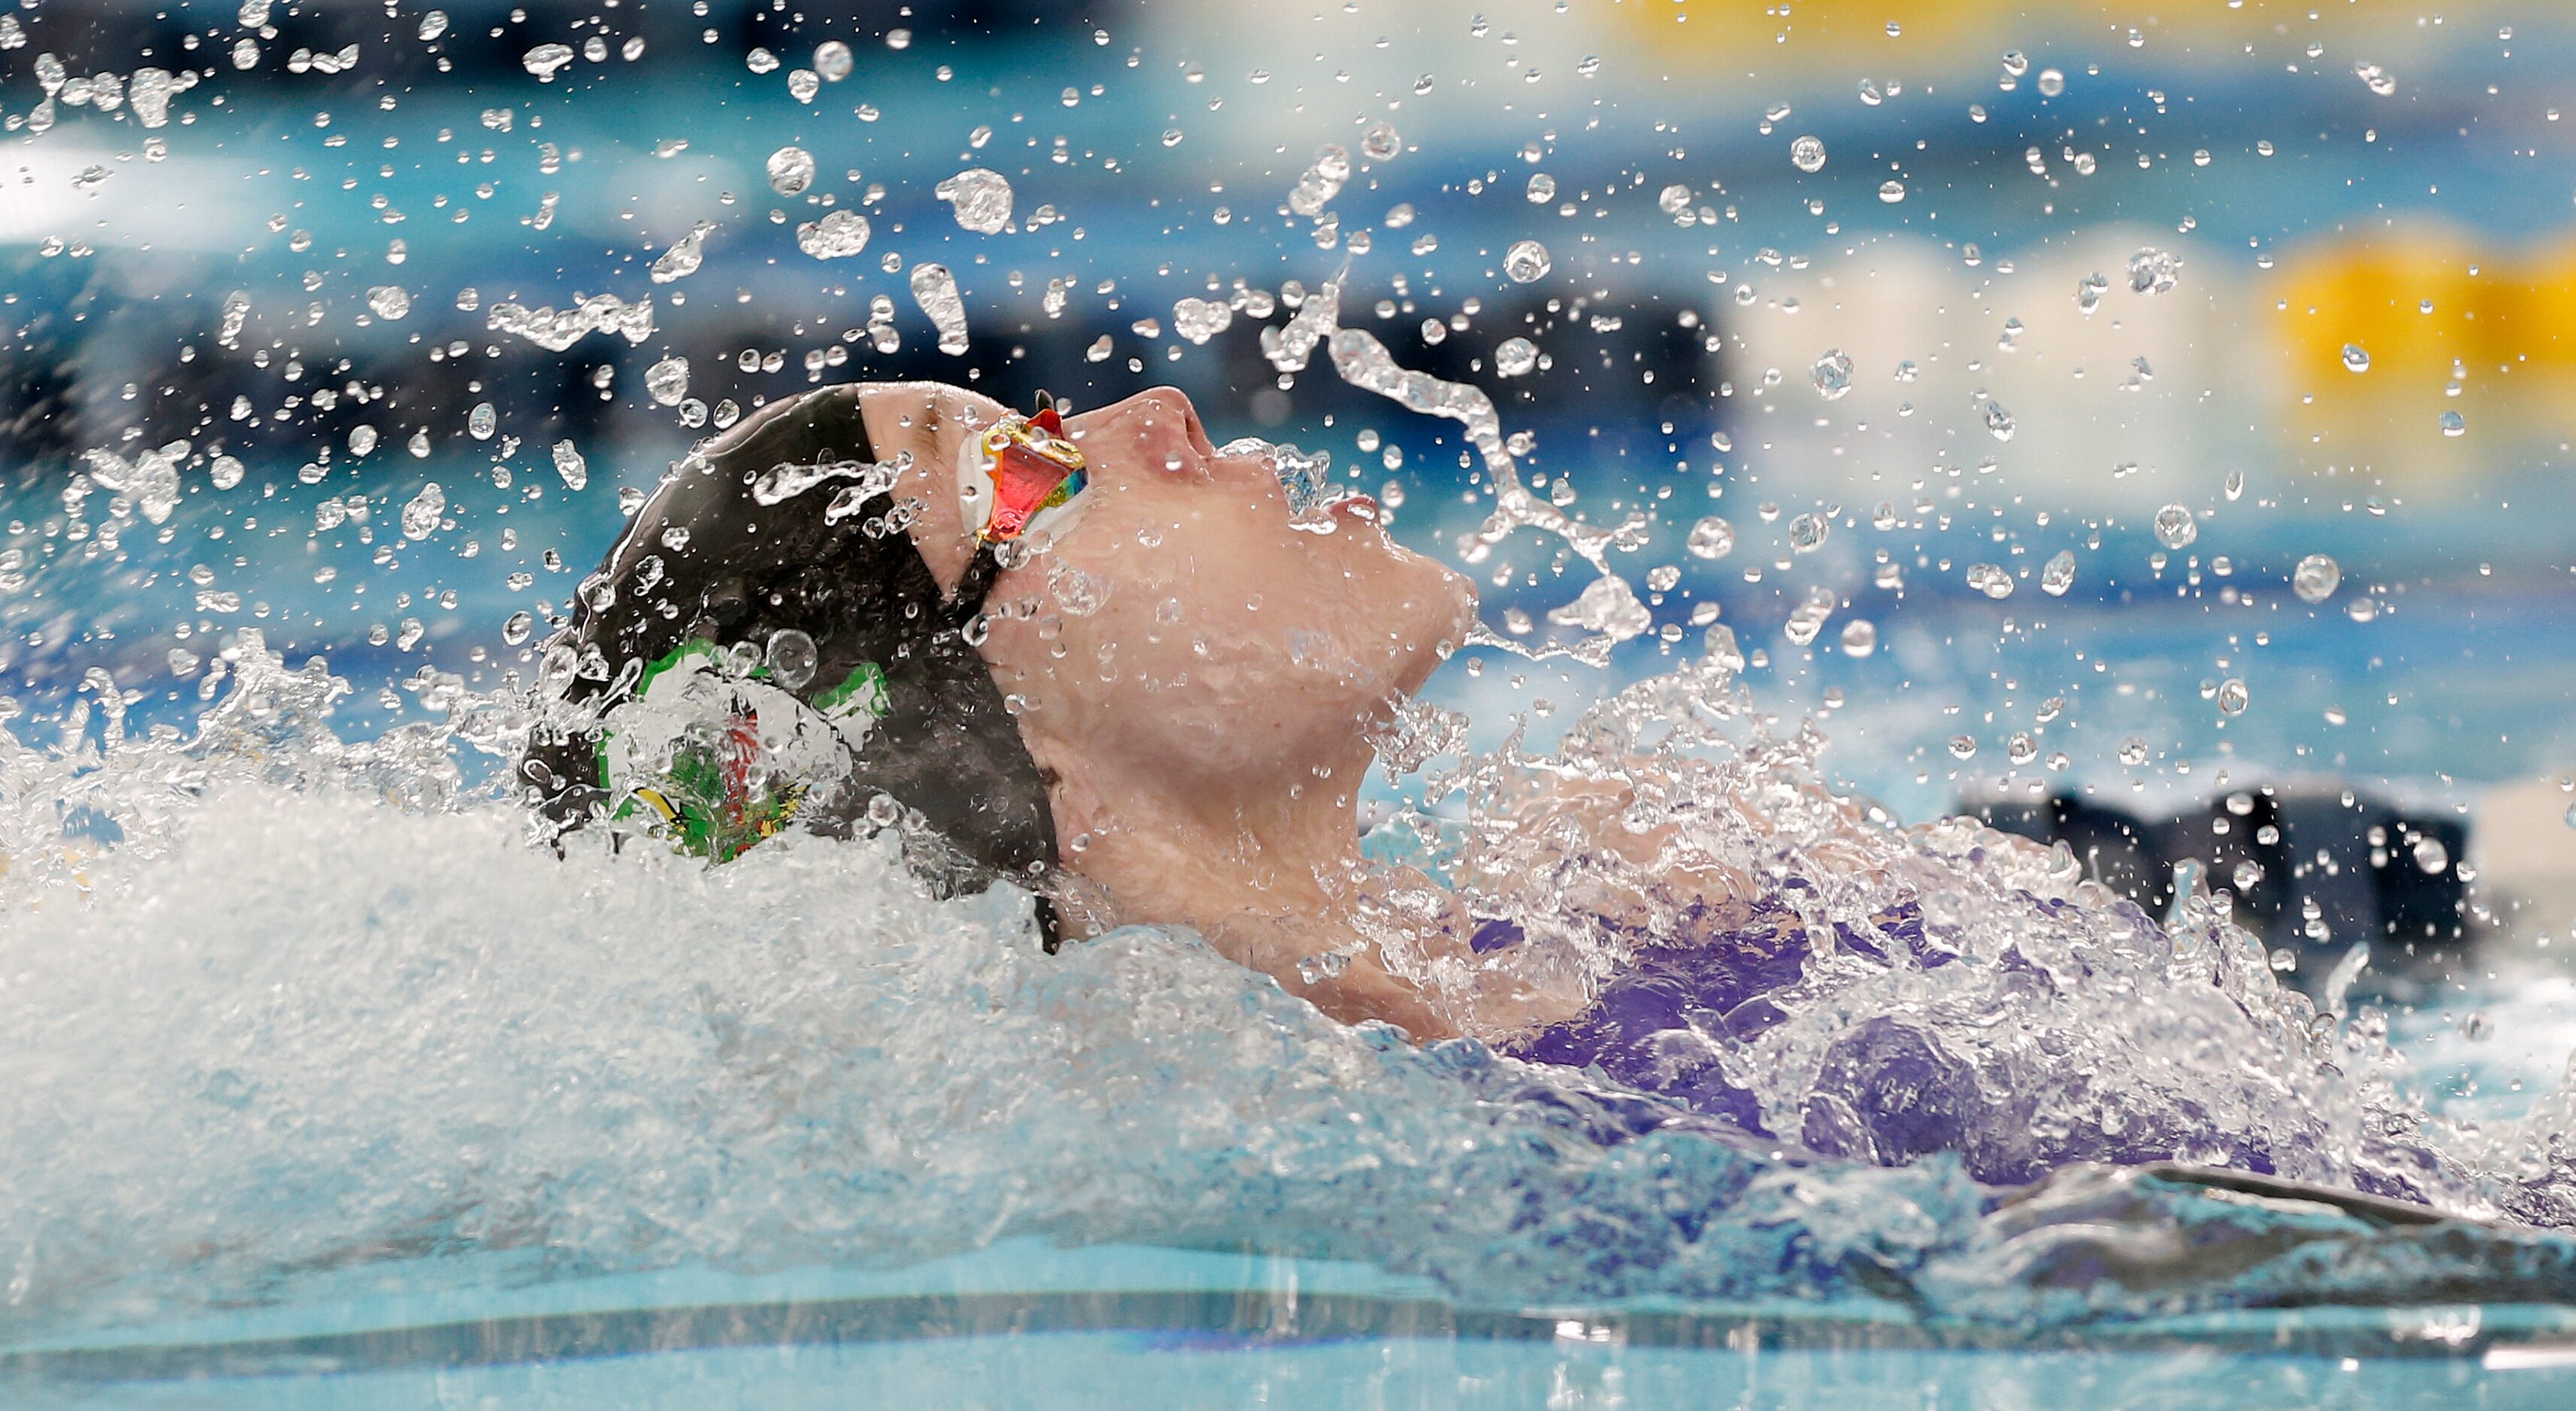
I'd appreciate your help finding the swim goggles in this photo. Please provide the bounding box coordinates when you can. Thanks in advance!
[962,394,1088,544]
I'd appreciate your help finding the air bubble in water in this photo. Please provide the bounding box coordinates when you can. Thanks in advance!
[1966,563,2014,599]
[2118,737,2150,766]
[2128,246,2182,295]
[467,402,497,440]
[645,356,689,406]
[501,610,534,646]
[1789,134,1827,172]
[1495,337,1538,377]
[2039,550,2076,596]
[551,440,588,491]
[1839,619,1876,657]
[2036,68,2065,96]
[1810,349,1853,400]
[936,168,1014,234]
[1525,173,1556,202]
[2152,504,2198,549]
[2342,343,2371,373]
[815,41,853,81]
[401,482,445,539]
[1504,240,1552,283]
[2076,272,2108,313]
[1983,400,2016,441]
[1686,515,1735,560]
[765,628,820,690]
[1948,735,1978,760]
[1878,180,1906,203]
[2216,678,2249,716]
[2354,61,2396,96]
[2293,554,2340,603]
[1658,183,1693,215]
[367,285,410,320]
[1788,511,1831,553]
[2438,410,2466,437]
[766,146,817,197]
[796,210,872,260]
[419,10,448,41]
[210,454,244,490]
[911,263,970,355]
[2414,835,2450,875]
[1359,120,1402,162]
[787,69,819,104]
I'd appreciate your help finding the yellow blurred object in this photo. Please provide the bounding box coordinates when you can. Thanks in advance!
[2272,231,2576,480]
[1623,0,2338,67]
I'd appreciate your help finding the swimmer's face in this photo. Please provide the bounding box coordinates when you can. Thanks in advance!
[978,387,1477,807]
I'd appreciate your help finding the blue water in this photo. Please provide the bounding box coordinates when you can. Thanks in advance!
[11,1243,2576,1409]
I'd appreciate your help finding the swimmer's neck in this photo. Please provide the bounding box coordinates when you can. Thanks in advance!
[1042,741,1472,1038]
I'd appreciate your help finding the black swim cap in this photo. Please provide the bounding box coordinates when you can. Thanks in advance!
[519,384,1065,944]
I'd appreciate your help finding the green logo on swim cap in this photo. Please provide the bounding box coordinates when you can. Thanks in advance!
[600,642,887,863]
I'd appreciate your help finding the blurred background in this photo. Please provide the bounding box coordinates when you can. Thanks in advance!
[4,0,2574,952]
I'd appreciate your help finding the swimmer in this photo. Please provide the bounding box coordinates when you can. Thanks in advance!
[522,379,2508,1222]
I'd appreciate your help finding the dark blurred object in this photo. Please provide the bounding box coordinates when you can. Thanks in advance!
[1973,787,2473,999]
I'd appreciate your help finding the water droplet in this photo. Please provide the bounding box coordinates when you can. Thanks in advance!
[1948,734,1978,760]
[1966,563,2014,599]
[2216,678,2249,716]
[401,482,445,540]
[1686,515,1736,560]
[645,356,688,406]
[2413,835,2450,875]
[1359,120,1402,162]
[501,610,534,646]
[935,168,1014,234]
[2036,68,2065,97]
[2039,550,2076,596]
[2007,733,2039,765]
[2342,343,2371,373]
[795,210,872,260]
[814,41,853,81]
[1526,172,1556,202]
[366,285,410,320]
[2293,554,2340,604]
[1503,240,1552,283]
[786,68,820,104]
[1982,400,2016,441]
[1787,512,1831,553]
[2118,737,2150,766]
[2127,246,2182,295]
[467,402,496,440]
[1877,180,1906,203]
[765,628,820,690]
[2152,504,2198,549]
[910,263,971,355]
[2224,469,2246,501]
[551,440,588,491]
[522,43,576,81]
[1495,337,1538,377]
[1810,349,1853,400]
[1658,183,1693,216]
[766,145,816,197]
[649,221,716,284]
[1783,585,1838,646]
[2354,61,2396,97]
[2075,272,2108,314]
[2438,410,2466,437]
[2002,50,2030,77]
[1790,134,1828,173]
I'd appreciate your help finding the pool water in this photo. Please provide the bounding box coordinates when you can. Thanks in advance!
[9,1243,2575,1409]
